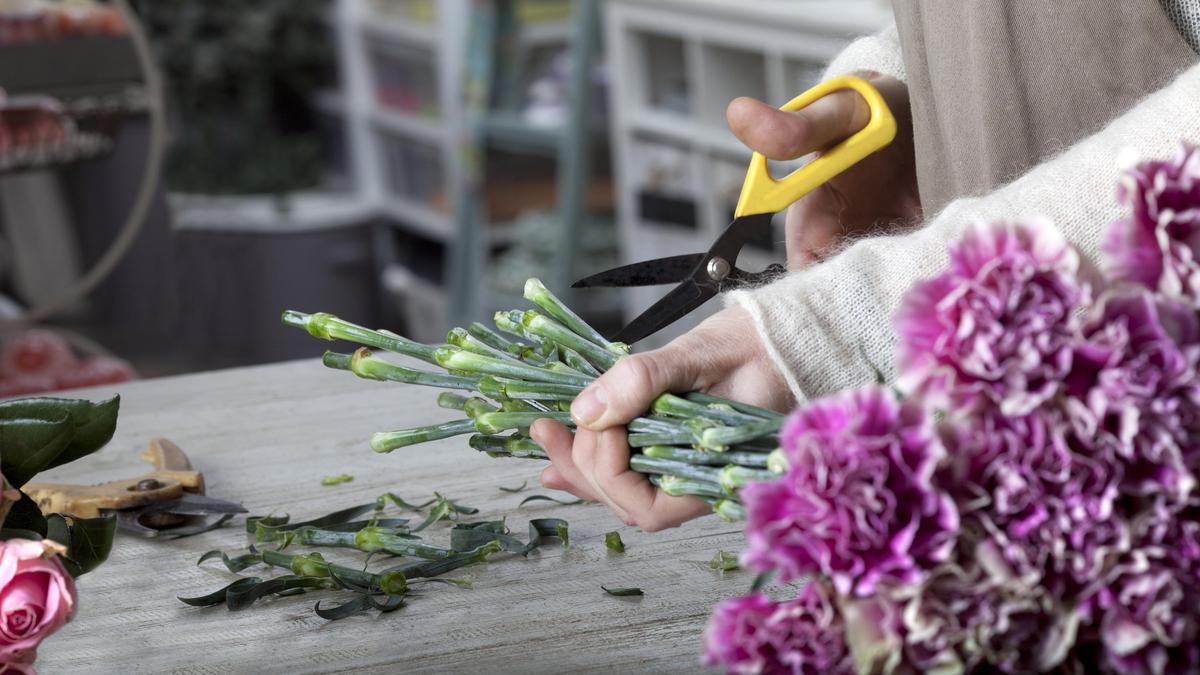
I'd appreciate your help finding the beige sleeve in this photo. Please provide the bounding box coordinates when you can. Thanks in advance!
[727,62,1200,404]
[821,22,906,83]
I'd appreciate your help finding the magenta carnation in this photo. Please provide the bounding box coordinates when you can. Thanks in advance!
[1094,553,1200,675]
[1103,143,1200,306]
[896,219,1086,416]
[703,585,854,675]
[1083,502,1200,674]
[1067,290,1200,501]
[942,411,1129,595]
[901,561,1079,674]
[740,386,958,596]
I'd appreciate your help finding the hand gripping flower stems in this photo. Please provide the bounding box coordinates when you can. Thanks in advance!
[283,278,787,518]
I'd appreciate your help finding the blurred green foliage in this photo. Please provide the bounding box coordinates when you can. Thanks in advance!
[129,0,335,194]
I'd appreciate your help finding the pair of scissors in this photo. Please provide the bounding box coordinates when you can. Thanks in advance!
[574,76,897,344]
[25,437,247,538]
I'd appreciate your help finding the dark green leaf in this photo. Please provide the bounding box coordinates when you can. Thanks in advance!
[604,531,625,554]
[413,577,472,589]
[412,497,454,533]
[325,564,378,595]
[179,577,262,607]
[377,491,476,516]
[0,416,74,487]
[0,528,45,541]
[248,502,377,539]
[375,492,436,511]
[45,513,116,577]
[386,541,502,579]
[365,593,406,612]
[162,514,235,539]
[457,520,507,534]
[497,481,527,493]
[750,570,777,593]
[243,514,290,532]
[3,492,47,536]
[519,495,586,507]
[601,586,644,597]
[0,395,120,473]
[709,550,739,572]
[525,518,569,554]
[282,502,377,529]
[443,495,479,515]
[226,575,332,610]
[311,518,410,534]
[450,521,523,554]
[197,549,264,573]
[313,595,370,620]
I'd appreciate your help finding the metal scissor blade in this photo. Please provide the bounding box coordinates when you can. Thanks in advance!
[161,493,248,516]
[708,212,775,262]
[572,253,705,288]
[613,281,711,344]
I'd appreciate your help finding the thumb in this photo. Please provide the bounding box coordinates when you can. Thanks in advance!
[570,348,699,431]
[725,91,869,161]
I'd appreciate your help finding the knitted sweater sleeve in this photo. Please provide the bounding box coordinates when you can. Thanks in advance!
[725,62,1200,404]
[821,22,906,82]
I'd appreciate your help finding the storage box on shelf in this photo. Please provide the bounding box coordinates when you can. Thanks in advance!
[367,39,440,117]
[604,0,890,349]
[321,0,469,335]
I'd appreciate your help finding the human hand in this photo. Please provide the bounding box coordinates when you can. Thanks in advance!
[529,307,792,531]
[725,74,919,268]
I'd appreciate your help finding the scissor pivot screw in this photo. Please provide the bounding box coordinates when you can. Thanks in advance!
[707,257,731,282]
[132,479,163,492]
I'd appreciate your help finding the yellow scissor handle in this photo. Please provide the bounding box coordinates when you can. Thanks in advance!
[733,75,897,218]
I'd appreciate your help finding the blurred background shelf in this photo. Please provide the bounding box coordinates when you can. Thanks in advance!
[0,0,892,381]
[0,131,115,173]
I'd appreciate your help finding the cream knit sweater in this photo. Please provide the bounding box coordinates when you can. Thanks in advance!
[727,26,1200,404]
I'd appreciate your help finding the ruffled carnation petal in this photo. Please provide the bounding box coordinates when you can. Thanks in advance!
[742,386,958,595]
[897,219,1086,416]
[704,584,855,675]
[1103,143,1200,307]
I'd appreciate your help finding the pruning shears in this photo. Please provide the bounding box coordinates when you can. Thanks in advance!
[573,76,897,344]
[24,437,246,538]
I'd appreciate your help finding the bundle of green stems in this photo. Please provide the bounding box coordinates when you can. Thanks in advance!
[283,279,788,521]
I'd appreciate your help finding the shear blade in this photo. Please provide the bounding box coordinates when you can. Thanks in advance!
[613,281,710,344]
[162,493,248,516]
[115,509,163,538]
[572,254,704,288]
[161,514,235,539]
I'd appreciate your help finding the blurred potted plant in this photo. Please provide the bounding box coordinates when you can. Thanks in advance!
[126,1,379,368]
[128,0,334,202]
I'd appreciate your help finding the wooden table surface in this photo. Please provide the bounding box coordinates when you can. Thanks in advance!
[36,359,751,674]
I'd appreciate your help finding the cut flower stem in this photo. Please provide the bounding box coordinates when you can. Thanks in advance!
[284,280,783,521]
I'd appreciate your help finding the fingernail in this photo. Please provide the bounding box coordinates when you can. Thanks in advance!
[571,385,607,426]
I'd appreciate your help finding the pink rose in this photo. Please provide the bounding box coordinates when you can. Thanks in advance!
[0,539,75,667]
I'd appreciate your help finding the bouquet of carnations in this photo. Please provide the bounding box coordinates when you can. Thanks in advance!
[703,143,1200,674]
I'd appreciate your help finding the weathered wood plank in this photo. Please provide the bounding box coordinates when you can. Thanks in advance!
[35,359,749,674]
